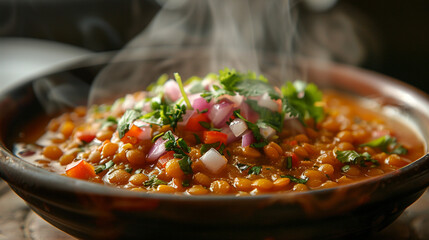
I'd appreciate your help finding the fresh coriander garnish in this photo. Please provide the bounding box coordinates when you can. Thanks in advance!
[281,80,324,125]
[200,142,220,155]
[281,175,308,184]
[94,160,115,174]
[162,130,193,174]
[117,109,142,138]
[336,150,379,168]
[199,121,222,131]
[236,163,250,171]
[248,166,262,175]
[360,135,408,155]
[144,175,167,187]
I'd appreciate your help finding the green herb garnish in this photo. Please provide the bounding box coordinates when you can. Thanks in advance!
[248,166,262,175]
[281,80,324,125]
[200,142,220,155]
[94,160,115,174]
[144,175,167,187]
[117,109,142,138]
[162,130,193,174]
[236,163,250,171]
[360,135,408,155]
[281,175,309,184]
[336,150,379,167]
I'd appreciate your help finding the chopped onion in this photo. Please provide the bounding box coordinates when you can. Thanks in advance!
[260,126,276,140]
[131,120,152,140]
[147,133,178,162]
[192,96,211,111]
[242,130,255,147]
[221,127,240,144]
[200,148,227,174]
[177,109,195,127]
[258,93,279,112]
[229,118,248,137]
[239,102,259,123]
[164,79,181,102]
[208,101,234,127]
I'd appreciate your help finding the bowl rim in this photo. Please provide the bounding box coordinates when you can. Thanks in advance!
[1,51,429,203]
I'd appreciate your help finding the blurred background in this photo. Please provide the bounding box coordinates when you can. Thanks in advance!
[0,0,428,92]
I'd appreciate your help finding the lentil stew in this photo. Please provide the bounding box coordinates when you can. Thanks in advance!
[14,69,425,195]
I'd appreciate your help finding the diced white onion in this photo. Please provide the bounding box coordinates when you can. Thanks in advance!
[200,148,227,174]
[260,126,276,140]
[229,118,248,137]
[257,93,278,112]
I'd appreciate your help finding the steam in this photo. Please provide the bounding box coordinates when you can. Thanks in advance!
[89,0,301,105]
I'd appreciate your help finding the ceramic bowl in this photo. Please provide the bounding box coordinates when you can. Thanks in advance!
[0,50,428,240]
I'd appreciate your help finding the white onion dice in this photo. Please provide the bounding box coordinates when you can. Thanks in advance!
[200,148,227,174]
[257,93,278,112]
[229,118,248,137]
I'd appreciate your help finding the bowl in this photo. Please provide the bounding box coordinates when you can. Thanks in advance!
[0,50,428,240]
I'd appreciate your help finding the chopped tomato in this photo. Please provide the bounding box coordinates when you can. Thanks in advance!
[66,160,96,180]
[76,131,96,143]
[186,113,210,131]
[285,152,300,167]
[203,131,228,145]
[121,125,143,143]
[285,140,298,146]
[156,151,175,169]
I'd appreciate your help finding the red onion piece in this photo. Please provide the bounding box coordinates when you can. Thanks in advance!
[208,101,234,128]
[178,109,195,127]
[192,96,211,111]
[242,130,255,147]
[164,79,181,102]
[146,137,167,162]
[239,102,259,123]
[221,127,240,144]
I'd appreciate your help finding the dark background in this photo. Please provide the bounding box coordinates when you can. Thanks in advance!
[0,0,428,93]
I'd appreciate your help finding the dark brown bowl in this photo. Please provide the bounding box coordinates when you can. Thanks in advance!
[0,51,428,240]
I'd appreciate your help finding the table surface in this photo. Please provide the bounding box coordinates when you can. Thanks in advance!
[0,179,428,240]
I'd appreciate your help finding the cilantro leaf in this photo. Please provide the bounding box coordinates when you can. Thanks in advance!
[144,175,167,187]
[236,163,250,171]
[281,80,324,124]
[281,175,308,184]
[117,109,142,138]
[336,150,379,167]
[178,156,193,174]
[200,142,220,155]
[246,99,283,131]
[248,166,262,175]
[360,135,408,155]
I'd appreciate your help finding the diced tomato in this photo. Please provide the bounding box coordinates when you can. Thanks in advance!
[286,140,298,146]
[121,125,143,143]
[186,113,210,131]
[203,131,228,145]
[156,151,175,169]
[66,160,96,180]
[285,152,300,168]
[76,131,96,143]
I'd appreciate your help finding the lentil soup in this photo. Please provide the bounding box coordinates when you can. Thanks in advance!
[14,69,425,195]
